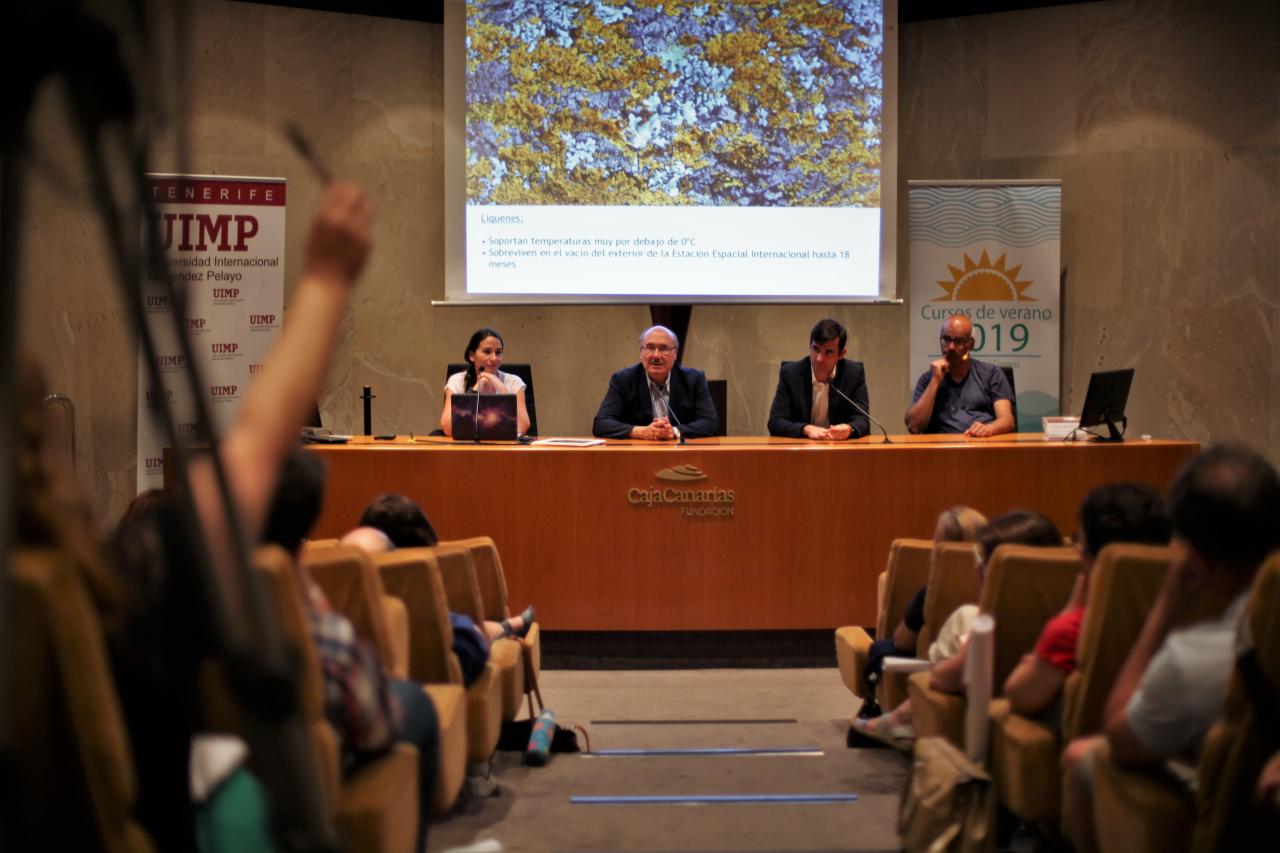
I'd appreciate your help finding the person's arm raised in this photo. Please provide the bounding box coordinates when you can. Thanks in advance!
[194,181,372,545]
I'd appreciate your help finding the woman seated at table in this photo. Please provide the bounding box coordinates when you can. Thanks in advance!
[440,327,531,437]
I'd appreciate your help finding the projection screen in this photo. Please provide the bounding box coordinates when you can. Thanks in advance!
[443,0,898,303]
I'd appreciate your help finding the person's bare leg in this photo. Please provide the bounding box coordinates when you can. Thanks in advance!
[1062,735,1103,853]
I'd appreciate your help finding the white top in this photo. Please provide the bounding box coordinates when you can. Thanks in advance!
[445,370,526,396]
[1125,592,1248,770]
[929,604,980,664]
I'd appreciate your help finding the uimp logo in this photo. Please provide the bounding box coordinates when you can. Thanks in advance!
[153,212,259,252]
[146,294,171,309]
[145,389,175,405]
[249,313,277,328]
[211,342,239,355]
[210,384,239,397]
[655,464,708,482]
[154,355,185,369]
[249,363,265,375]
[185,318,207,331]
[213,288,241,300]
[933,250,1035,302]
[177,421,199,435]
[144,457,163,471]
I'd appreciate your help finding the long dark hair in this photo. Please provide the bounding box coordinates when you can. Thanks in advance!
[977,510,1062,561]
[463,327,504,391]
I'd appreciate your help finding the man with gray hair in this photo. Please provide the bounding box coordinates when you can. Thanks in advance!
[593,325,719,440]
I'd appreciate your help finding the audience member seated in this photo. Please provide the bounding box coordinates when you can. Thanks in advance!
[859,505,988,719]
[263,448,439,850]
[439,327,532,437]
[15,181,376,849]
[355,493,535,643]
[1003,483,1172,728]
[1062,444,1280,853]
[850,510,1061,747]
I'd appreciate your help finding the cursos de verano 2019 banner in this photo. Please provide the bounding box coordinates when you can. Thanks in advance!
[908,181,1062,432]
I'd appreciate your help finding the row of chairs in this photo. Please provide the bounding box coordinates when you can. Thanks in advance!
[293,537,543,826]
[835,537,1280,849]
[5,534,539,851]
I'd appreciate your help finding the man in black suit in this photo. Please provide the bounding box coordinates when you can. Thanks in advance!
[767,318,870,440]
[593,325,719,440]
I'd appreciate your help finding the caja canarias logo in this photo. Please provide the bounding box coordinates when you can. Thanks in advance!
[628,464,734,518]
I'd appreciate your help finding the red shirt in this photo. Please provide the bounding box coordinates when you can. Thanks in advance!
[1035,607,1084,673]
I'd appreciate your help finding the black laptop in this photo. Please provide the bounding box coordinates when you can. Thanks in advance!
[451,393,519,441]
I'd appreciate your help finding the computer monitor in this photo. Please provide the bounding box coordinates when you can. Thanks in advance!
[1078,369,1134,441]
[451,393,518,442]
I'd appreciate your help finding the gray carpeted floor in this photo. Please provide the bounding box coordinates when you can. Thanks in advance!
[429,669,908,852]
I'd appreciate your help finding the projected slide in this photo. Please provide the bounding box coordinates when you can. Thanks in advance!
[463,0,885,299]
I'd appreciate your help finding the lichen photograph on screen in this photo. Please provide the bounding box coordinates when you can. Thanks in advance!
[466,0,883,208]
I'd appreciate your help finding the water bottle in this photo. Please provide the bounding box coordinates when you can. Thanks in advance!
[525,708,557,766]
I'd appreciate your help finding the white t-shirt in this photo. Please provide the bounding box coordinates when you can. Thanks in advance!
[929,604,979,663]
[1125,592,1248,767]
[445,370,525,396]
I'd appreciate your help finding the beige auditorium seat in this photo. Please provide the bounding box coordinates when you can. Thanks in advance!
[446,535,543,714]
[6,549,155,852]
[377,546,500,783]
[254,546,419,851]
[882,540,985,720]
[1090,551,1280,853]
[426,543,508,766]
[909,544,1079,750]
[989,543,1178,825]
[835,538,933,713]
[1193,551,1280,851]
[301,544,409,680]
[369,548,469,815]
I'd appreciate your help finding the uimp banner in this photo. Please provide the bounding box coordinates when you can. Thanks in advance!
[908,181,1061,432]
[137,174,286,492]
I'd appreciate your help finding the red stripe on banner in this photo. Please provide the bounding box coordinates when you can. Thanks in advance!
[147,178,287,206]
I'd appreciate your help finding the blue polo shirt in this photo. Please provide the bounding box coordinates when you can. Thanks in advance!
[912,360,1013,434]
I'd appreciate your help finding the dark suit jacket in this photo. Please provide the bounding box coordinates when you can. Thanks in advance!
[767,357,870,439]
[592,363,719,439]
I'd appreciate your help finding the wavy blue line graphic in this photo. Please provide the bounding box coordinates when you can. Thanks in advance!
[910,186,1061,246]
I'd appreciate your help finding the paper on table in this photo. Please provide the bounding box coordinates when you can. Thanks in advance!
[882,656,933,674]
[530,437,605,447]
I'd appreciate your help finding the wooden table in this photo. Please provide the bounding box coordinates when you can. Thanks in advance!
[309,434,1197,631]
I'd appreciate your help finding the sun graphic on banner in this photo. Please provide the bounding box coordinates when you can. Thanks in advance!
[933,250,1036,301]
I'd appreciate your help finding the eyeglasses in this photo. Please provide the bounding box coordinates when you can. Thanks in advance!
[940,336,972,347]
[642,344,675,355]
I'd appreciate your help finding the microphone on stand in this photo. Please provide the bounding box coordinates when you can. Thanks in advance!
[829,384,892,443]
[659,389,688,445]
[471,367,483,444]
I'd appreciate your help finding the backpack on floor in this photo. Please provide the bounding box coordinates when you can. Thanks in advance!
[898,736,996,853]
